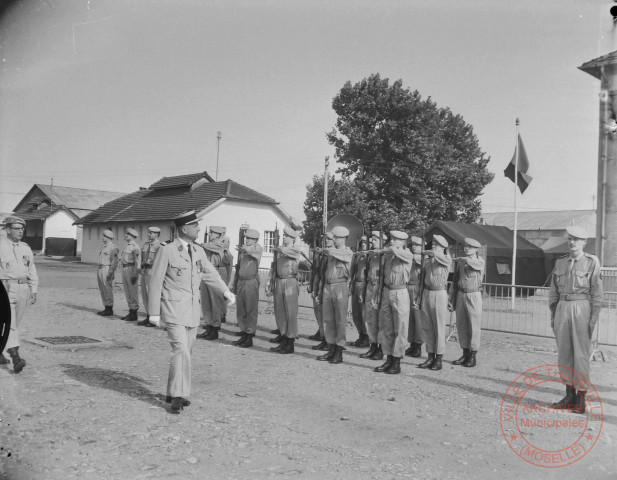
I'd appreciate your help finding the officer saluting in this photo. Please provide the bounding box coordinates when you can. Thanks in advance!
[148,211,235,413]
[96,229,119,317]
[549,225,603,414]
[137,226,162,327]
[0,216,38,372]
[120,228,141,322]
[197,226,227,340]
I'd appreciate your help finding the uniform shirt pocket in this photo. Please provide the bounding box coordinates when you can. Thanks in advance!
[574,271,590,289]
[170,263,187,279]
[554,269,567,289]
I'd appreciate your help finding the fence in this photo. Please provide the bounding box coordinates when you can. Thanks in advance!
[256,268,617,346]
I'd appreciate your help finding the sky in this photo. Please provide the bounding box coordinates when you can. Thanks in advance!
[0,0,612,222]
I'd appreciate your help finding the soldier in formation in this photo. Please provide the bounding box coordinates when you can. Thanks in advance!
[197,226,227,340]
[120,228,141,322]
[405,236,424,358]
[359,231,385,361]
[348,235,370,348]
[96,229,119,317]
[219,236,234,323]
[137,226,162,327]
[308,232,334,351]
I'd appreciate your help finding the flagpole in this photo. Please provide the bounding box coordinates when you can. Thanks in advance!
[511,119,519,310]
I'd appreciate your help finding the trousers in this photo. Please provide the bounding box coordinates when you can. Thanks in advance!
[97,266,114,307]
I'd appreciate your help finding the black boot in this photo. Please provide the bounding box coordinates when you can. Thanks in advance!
[370,344,384,361]
[429,354,443,371]
[7,347,26,374]
[170,397,184,413]
[196,325,214,339]
[221,314,226,324]
[137,314,151,326]
[0,353,9,365]
[418,353,435,369]
[238,333,254,348]
[123,309,138,321]
[410,343,422,357]
[374,355,394,372]
[385,357,401,374]
[97,306,113,316]
[317,343,336,361]
[270,328,280,335]
[329,345,344,364]
[203,327,220,341]
[404,344,415,357]
[308,329,322,341]
[453,348,470,365]
[573,390,586,414]
[280,337,295,354]
[312,339,329,351]
[360,343,377,359]
[270,336,287,352]
[165,396,190,407]
[551,385,577,410]
[463,351,477,368]
[269,334,283,344]
[233,332,247,345]
[350,333,370,348]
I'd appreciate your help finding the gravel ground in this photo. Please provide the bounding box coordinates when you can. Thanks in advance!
[0,258,616,480]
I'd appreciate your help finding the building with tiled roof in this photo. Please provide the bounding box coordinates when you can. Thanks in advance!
[76,172,300,268]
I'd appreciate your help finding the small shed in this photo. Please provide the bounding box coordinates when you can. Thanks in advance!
[419,221,547,287]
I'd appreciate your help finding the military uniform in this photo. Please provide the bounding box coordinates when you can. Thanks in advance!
[121,228,141,320]
[349,244,369,348]
[219,237,234,323]
[235,229,263,345]
[548,225,603,413]
[359,245,384,360]
[96,230,119,316]
[199,227,227,336]
[0,216,38,373]
[138,227,161,325]
[406,236,424,356]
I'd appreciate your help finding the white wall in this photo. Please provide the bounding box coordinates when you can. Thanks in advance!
[45,210,77,238]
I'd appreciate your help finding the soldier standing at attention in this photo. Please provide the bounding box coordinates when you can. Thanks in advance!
[219,236,234,323]
[197,226,226,340]
[349,236,370,348]
[316,226,353,364]
[147,211,235,413]
[359,231,385,361]
[137,226,162,327]
[450,237,485,367]
[309,232,334,351]
[373,231,413,375]
[549,226,603,414]
[418,234,451,371]
[96,229,119,317]
[266,227,301,354]
[233,229,263,348]
[0,216,38,372]
[120,228,141,322]
[405,236,425,358]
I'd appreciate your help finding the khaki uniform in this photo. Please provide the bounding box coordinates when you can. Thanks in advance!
[312,252,326,336]
[351,253,369,337]
[148,238,228,399]
[121,240,141,310]
[421,251,452,355]
[378,248,413,357]
[219,250,234,318]
[549,253,603,384]
[363,252,382,343]
[201,241,225,328]
[452,256,485,352]
[271,246,301,338]
[322,247,353,347]
[97,242,119,307]
[407,253,424,345]
[140,239,161,314]
[236,244,263,334]
[0,238,38,350]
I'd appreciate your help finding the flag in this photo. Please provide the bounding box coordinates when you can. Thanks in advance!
[504,134,532,193]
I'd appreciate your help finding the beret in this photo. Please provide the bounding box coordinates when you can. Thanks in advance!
[103,229,114,239]
[566,225,588,240]
[3,216,26,227]
[409,236,423,246]
[284,226,299,238]
[245,228,260,239]
[209,226,225,234]
[464,237,481,248]
[148,226,161,234]
[173,210,198,227]
[390,230,408,240]
[433,234,449,248]
[325,231,334,240]
[331,226,349,237]
[126,228,139,238]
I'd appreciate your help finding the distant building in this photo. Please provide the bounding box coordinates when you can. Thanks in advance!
[10,184,126,255]
[75,171,300,269]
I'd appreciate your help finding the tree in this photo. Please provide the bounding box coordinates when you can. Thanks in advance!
[325,73,494,234]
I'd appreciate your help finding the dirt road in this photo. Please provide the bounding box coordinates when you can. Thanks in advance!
[1,259,616,479]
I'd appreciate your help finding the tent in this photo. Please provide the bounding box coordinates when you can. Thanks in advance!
[419,221,546,287]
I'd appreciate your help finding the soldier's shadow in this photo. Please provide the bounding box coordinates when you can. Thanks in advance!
[60,364,167,410]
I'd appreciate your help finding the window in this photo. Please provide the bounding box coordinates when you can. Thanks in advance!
[263,230,278,253]
[496,262,511,275]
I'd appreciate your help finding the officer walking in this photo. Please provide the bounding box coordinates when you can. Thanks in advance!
[449,237,485,367]
[309,232,334,351]
[147,211,235,413]
[96,229,119,317]
[359,231,385,361]
[405,236,424,358]
[349,236,370,348]
[120,228,141,321]
[233,229,263,348]
[197,226,227,340]
[137,226,162,327]
[316,226,353,364]
[418,234,451,371]
[549,226,603,414]
[266,227,301,354]
[373,231,413,375]
[0,216,38,373]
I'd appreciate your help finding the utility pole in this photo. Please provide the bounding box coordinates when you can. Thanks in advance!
[323,156,329,235]
[215,131,222,181]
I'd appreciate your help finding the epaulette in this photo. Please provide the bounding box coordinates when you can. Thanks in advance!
[584,253,600,262]
[557,254,569,260]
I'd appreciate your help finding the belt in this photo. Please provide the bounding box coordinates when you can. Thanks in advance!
[354,280,366,284]
[98,265,109,269]
[560,294,590,301]
[122,263,135,267]
[326,278,348,284]
[6,278,27,284]
[385,284,407,290]
[239,275,258,280]
[277,274,297,279]
[407,282,418,286]
[425,285,446,291]
[142,265,152,270]
[460,287,480,293]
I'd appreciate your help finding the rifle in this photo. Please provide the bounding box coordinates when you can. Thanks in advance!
[450,258,461,311]
[232,226,248,293]
[266,224,280,296]
[417,234,426,309]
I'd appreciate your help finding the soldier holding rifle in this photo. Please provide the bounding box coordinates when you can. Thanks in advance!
[349,236,370,348]
[359,231,385,361]
[405,236,425,358]
[308,232,334,351]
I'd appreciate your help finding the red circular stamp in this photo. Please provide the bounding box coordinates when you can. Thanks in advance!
[499,364,603,468]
